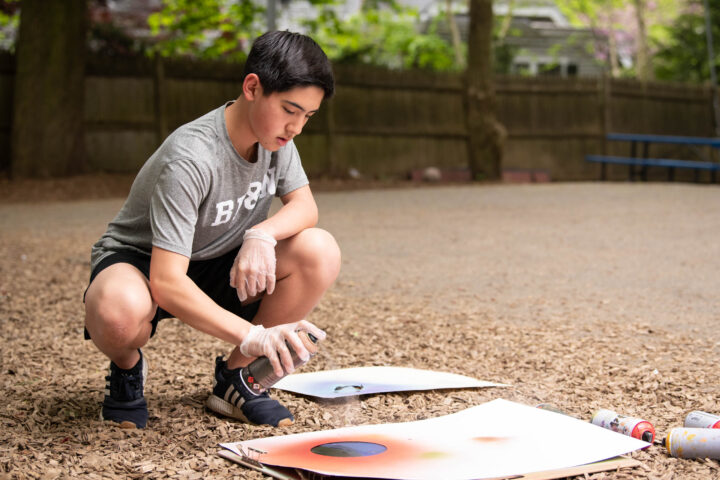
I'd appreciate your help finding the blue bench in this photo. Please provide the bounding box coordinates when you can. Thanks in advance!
[586,133,720,182]
[586,155,720,181]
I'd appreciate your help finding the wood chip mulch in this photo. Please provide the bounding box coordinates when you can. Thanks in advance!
[1,179,719,479]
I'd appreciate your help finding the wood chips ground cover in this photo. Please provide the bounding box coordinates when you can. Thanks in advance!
[1,179,719,479]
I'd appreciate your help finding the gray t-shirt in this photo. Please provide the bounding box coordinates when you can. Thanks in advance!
[91,102,309,270]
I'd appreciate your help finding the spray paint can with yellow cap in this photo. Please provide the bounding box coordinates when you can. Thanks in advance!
[684,411,720,429]
[591,409,655,443]
[666,428,720,459]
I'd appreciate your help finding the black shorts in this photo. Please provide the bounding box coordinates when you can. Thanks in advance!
[83,247,261,340]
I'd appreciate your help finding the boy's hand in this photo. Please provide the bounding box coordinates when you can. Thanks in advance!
[239,321,327,377]
[230,229,277,302]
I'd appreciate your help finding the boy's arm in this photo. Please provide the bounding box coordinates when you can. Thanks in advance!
[229,184,319,301]
[252,184,318,241]
[149,247,251,345]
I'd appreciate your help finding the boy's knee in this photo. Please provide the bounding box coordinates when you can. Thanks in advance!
[86,282,154,346]
[296,228,341,280]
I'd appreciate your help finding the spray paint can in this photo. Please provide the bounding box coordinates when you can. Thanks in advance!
[684,411,720,429]
[666,428,720,459]
[591,409,655,443]
[241,331,319,392]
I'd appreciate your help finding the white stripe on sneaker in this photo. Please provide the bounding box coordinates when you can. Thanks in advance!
[224,385,234,403]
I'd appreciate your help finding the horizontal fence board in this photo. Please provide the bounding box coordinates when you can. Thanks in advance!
[293,134,330,177]
[333,64,464,92]
[85,77,155,124]
[332,128,468,138]
[86,130,159,172]
[164,78,241,130]
[333,85,466,135]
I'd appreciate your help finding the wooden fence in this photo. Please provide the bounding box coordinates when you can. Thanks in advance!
[0,52,718,181]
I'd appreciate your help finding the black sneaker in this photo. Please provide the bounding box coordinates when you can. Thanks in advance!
[206,356,294,427]
[101,349,148,429]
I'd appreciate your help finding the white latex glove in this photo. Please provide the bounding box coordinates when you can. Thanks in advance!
[239,320,327,377]
[230,228,277,302]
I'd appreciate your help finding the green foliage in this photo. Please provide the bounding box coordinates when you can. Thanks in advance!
[147,0,265,61]
[0,0,504,73]
[0,0,20,52]
[493,17,523,75]
[556,0,625,27]
[654,0,720,83]
[303,2,461,71]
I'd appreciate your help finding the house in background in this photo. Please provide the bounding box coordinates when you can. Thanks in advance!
[490,0,607,77]
[279,0,608,77]
[406,0,607,77]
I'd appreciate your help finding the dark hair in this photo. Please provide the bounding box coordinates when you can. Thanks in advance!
[244,31,334,99]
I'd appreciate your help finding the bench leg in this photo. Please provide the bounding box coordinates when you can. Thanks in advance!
[601,162,607,181]
[668,167,675,182]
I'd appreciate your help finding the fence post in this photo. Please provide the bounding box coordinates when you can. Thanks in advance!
[153,56,168,145]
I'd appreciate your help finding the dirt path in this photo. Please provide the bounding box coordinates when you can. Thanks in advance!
[4,182,718,334]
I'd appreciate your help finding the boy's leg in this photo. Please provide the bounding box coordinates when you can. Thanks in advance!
[85,263,156,367]
[207,228,340,426]
[85,262,157,428]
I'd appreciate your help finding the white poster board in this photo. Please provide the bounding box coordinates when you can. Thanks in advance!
[274,366,508,398]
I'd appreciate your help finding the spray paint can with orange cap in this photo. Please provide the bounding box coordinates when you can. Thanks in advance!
[684,411,720,429]
[591,409,655,443]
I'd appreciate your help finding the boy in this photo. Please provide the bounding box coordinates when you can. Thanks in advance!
[83,31,340,429]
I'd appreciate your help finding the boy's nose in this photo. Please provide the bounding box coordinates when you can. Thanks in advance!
[287,120,302,136]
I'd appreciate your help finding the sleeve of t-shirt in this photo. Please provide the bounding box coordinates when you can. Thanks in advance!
[275,141,309,197]
[149,159,208,258]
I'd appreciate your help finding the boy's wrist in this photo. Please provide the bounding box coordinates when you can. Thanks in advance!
[244,228,277,246]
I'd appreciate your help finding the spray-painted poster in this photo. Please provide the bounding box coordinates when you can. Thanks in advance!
[220,399,649,480]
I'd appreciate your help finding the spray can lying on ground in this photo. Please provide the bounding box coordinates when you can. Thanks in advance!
[242,331,320,392]
[591,409,655,443]
[666,428,720,459]
[684,411,720,429]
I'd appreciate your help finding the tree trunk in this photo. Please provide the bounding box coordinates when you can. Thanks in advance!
[606,12,620,78]
[498,0,515,41]
[466,0,505,181]
[446,0,465,69]
[11,0,87,178]
[633,0,653,82]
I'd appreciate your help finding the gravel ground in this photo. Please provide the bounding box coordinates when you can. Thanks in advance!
[1,179,719,479]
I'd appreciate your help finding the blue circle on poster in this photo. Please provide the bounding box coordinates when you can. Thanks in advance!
[310,441,387,457]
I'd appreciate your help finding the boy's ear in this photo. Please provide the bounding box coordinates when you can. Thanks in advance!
[242,73,262,101]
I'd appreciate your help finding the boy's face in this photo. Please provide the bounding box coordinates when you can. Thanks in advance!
[247,80,324,152]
